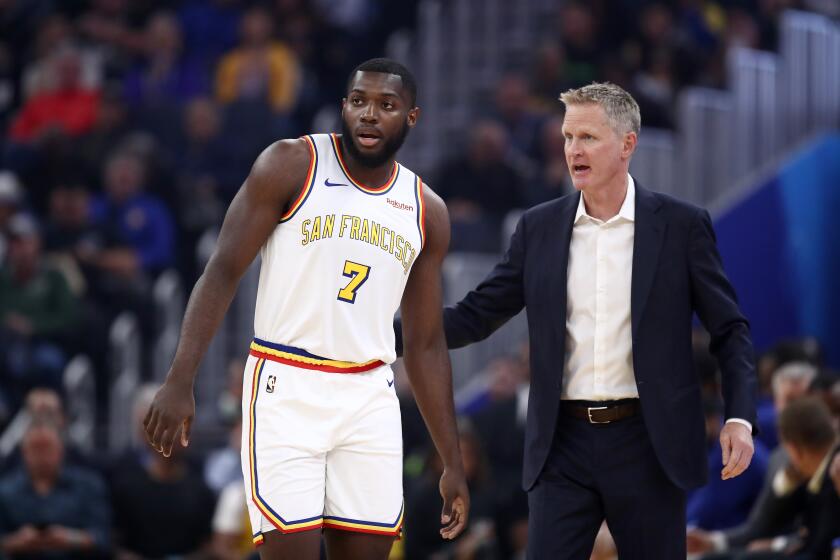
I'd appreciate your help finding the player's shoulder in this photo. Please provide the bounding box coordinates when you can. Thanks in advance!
[248,137,313,193]
[254,137,312,172]
[417,180,445,212]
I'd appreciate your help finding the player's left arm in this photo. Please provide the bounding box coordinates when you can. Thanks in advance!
[400,185,469,540]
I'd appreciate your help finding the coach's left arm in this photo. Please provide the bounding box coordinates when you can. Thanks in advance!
[400,184,470,540]
[689,207,757,480]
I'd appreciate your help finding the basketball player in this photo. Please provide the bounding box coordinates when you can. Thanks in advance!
[143,58,469,560]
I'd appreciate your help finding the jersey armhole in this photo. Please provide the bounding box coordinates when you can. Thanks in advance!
[279,135,318,223]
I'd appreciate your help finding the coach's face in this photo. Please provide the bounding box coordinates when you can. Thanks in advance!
[341,71,419,168]
[563,103,635,194]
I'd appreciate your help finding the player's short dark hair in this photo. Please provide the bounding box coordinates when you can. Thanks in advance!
[777,397,835,451]
[348,58,417,106]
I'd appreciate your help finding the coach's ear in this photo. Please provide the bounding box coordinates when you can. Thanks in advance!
[621,131,637,160]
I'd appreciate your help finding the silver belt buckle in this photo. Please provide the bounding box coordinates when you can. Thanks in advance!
[587,406,610,424]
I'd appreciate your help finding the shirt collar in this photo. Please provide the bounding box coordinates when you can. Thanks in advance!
[574,174,636,224]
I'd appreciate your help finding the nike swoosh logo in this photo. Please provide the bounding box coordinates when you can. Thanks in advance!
[387,379,394,387]
[324,178,348,187]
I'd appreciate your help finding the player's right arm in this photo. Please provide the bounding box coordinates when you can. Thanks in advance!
[143,138,312,457]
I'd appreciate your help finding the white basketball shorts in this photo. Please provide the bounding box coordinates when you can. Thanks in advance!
[240,341,404,546]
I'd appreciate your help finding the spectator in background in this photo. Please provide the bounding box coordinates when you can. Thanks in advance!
[174,96,228,256]
[76,0,147,73]
[556,2,602,87]
[758,362,818,451]
[754,340,823,444]
[468,353,530,478]
[687,367,827,557]
[110,440,215,559]
[216,358,246,425]
[808,369,840,430]
[41,179,119,408]
[527,115,572,206]
[761,397,840,559]
[0,170,23,263]
[0,419,111,559]
[176,0,242,71]
[123,11,207,109]
[686,397,769,530]
[21,14,103,101]
[491,74,545,164]
[74,85,131,187]
[529,41,571,111]
[110,386,215,560]
[204,418,242,496]
[627,3,679,129]
[215,6,302,114]
[211,479,253,560]
[0,214,78,410]
[469,348,531,559]
[90,150,175,277]
[0,0,53,128]
[0,388,96,475]
[9,46,101,143]
[405,425,497,560]
[436,120,523,252]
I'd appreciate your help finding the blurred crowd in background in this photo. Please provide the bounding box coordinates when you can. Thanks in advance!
[0,0,838,559]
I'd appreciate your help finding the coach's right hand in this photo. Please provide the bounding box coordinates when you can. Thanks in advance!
[143,376,195,457]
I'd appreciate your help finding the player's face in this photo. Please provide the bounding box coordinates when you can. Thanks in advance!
[562,103,635,194]
[341,71,418,168]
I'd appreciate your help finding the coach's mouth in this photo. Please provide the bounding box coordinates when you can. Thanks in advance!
[572,164,591,177]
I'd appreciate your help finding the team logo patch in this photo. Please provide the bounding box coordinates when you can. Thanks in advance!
[266,375,276,393]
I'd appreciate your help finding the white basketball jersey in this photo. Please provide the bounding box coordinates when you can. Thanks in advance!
[252,133,425,366]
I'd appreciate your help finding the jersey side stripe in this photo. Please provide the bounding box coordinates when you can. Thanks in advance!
[279,135,318,223]
[414,176,426,248]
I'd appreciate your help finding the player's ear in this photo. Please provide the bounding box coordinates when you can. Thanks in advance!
[407,107,420,128]
[341,97,347,111]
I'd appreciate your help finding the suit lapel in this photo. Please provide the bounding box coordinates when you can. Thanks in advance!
[631,184,665,336]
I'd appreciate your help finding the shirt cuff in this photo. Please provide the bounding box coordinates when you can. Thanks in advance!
[710,531,727,552]
[725,418,752,432]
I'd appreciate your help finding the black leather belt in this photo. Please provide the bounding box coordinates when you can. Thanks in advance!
[562,399,640,424]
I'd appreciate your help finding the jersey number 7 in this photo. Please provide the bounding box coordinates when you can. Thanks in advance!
[337,260,371,304]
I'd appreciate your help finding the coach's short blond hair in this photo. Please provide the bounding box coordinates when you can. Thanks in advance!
[559,82,641,136]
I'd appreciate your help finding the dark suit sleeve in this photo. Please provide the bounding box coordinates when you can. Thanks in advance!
[688,209,758,427]
[395,213,527,356]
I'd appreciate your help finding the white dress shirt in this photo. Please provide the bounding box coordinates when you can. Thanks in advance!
[563,175,637,401]
[561,175,752,429]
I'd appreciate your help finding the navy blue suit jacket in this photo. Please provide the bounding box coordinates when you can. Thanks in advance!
[403,183,758,492]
